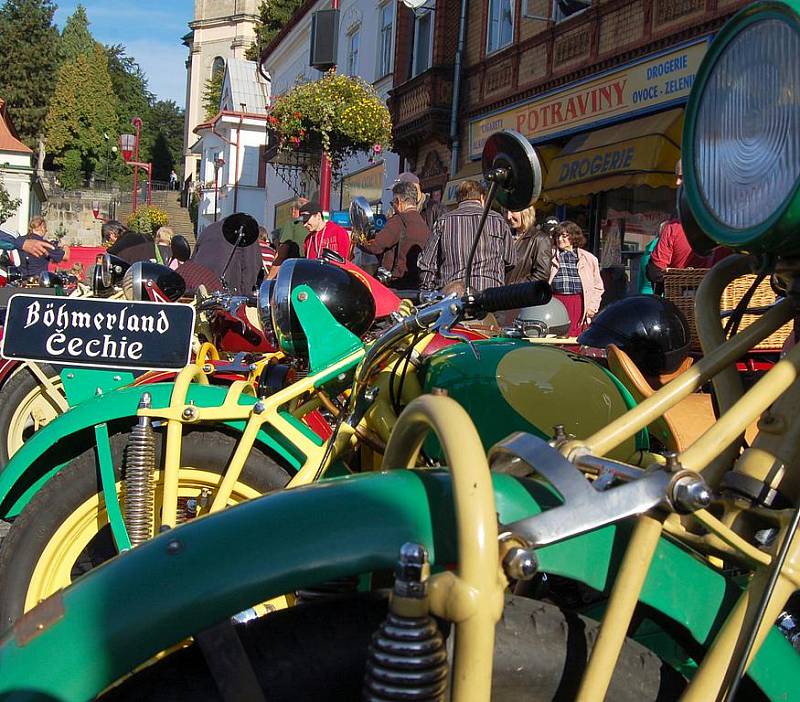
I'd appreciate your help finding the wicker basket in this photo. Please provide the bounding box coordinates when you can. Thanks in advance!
[663,268,791,352]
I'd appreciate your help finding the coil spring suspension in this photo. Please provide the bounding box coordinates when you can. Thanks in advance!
[363,543,448,702]
[124,392,156,547]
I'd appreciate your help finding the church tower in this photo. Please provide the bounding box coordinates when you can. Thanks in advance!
[182,0,260,181]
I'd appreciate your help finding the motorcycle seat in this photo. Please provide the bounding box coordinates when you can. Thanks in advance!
[606,344,758,452]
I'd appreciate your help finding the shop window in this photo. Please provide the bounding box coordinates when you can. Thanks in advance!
[412,9,433,76]
[346,29,360,76]
[553,0,591,22]
[487,0,514,54]
[378,3,394,77]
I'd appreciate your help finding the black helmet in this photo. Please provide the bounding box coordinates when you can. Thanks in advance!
[262,258,375,357]
[577,295,691,376]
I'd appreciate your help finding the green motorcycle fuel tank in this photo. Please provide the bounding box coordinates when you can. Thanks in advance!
[421,338,643,462]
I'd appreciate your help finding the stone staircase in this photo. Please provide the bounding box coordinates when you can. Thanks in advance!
[116,190,196,245]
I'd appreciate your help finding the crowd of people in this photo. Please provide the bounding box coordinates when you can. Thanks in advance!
[2,158,709,341]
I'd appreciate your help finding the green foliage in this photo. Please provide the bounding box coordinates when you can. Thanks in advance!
[146,100,184,181]
[45,44,119,181]
[127,204,168,234]
[0,0,60,147]
[58,148,83,189]
[60,4,94,62]
[268,71,393,167]
[246,0,305,61]
[0,177,22,225]
[202,68,225,120]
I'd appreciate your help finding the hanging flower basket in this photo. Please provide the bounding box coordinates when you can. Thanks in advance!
[267,71,393,171]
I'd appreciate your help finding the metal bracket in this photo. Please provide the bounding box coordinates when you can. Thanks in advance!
[195,619,266,702]
[490,432,671,547]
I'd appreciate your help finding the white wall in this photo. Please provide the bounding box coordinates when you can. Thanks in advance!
[0,151,34,235]
[196,116,268,231]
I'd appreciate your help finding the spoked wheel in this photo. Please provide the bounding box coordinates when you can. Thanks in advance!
[0,363,65,467]
[0,428,291,629]
[100,594,686,701]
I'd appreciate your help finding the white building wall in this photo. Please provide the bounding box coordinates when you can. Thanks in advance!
[196,116,268,231]
[0,151,34,235]
[261,0,400,232]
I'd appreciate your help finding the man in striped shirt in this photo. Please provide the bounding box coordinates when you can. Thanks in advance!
[418,179,515,292]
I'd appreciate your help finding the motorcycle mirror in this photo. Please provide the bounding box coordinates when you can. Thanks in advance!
[221,212,259,248]
[220,212,259,288]
[464,129,543,293]
[348,196,375,239]
[170,234,192,263]
[122,261,186,302]
[677,184,717,256]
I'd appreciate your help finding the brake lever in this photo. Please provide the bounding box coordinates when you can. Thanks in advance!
[432,297,480,360]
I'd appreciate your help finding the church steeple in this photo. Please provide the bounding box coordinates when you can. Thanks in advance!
[182,0,260,180]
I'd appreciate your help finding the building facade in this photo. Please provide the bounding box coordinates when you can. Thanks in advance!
[0,99,43,236]
[182,0,260,183]
[192,58,271,231]
[388,0,751,291]
[259,0,401,235]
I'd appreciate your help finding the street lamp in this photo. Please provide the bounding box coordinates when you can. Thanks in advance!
[213,156,225,223]
[120,117,152,213]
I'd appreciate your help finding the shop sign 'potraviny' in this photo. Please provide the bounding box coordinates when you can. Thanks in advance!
[468,37,709,159]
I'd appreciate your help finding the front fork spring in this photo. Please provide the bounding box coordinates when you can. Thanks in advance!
[123,393,157,547]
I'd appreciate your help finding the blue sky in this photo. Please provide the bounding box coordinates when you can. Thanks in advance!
[54,1,194,106]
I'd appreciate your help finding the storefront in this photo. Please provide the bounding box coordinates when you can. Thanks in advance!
[467,36,710,297]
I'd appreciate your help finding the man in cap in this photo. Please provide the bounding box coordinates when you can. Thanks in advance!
[299,200,351,260]
[392,172,446,232]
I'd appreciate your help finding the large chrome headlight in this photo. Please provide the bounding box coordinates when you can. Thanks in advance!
[683,1,800,253]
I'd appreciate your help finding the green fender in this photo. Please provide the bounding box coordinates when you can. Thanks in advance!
[0,382,304,519]
[0,471,795,701]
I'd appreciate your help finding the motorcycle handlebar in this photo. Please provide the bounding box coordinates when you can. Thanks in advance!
[471,281,552,314]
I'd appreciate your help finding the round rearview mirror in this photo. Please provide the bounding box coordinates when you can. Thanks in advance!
[222,212,259,248]
[482,129,542,211]
[349,196,375,239]
[170,234,191,263]
[93,253,131,295]
[682,2,800,254]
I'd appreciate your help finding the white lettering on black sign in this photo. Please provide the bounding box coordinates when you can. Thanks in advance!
[1,295,195,371]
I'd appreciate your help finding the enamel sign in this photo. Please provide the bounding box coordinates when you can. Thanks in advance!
[1,295,195,371]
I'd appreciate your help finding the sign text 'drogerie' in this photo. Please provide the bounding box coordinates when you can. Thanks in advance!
[1,295,195,371]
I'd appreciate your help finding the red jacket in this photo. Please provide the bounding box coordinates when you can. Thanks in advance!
[304,221,351,261]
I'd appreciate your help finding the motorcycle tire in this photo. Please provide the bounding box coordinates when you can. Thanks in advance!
[100,594,686,702]
[0,362,63,468]
[0,427,291,629]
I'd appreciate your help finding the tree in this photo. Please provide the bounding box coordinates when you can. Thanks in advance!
[246,0,305,61]
[45,45,118,185]
[145,100,185,181]
[202,67,224,120]
[60,4,94,62]
[0,0,60,148]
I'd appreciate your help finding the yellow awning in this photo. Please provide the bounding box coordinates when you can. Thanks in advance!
[444,144,561,206]
[542,108,683,203]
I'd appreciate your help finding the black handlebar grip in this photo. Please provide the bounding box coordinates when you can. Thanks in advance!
[474,281,552,313]
[246,294,258,307]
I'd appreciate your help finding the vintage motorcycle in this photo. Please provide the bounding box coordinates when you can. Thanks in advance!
[0,129,652,630]
[0,2,797,700]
